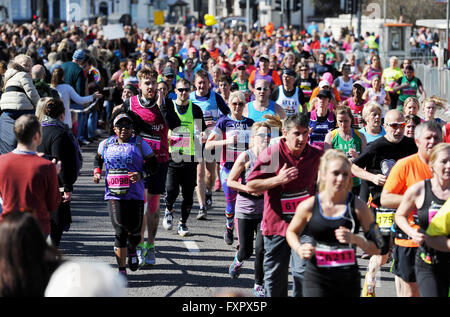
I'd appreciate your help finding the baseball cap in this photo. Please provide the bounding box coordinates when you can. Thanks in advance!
[236,60,245,68]
[259,54,270,61]
[113,113,133,126]
[319,80,330,88]
[282,68,296,77]
[162,67,175,77]
[353,80,366,90]
[73,49,85,62]
[317,89,332,99]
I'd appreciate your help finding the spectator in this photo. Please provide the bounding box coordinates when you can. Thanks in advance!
[0,114,62,237]
[0,54,40,154]
[0,211,62,297]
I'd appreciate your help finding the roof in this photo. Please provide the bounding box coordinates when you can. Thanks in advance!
[415,19,449,30]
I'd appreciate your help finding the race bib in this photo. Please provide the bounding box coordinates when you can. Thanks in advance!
[315,244,356,268]
[280,191,310,215]
[428,202,443,224]
[142,133,161,151]
[170,134,191,149]
[107,169,130,195]
[376,208,396,233]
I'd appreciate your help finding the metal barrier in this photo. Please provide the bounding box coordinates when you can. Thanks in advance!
[414,63,450,121]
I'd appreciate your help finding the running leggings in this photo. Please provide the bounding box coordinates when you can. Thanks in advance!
[165,161,197,224]
[108,199,144,249]
[237,218,264,286]
[415,255,450,297]
[220,165,237,229]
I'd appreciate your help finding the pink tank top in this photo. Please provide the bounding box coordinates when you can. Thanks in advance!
[130,95,169,163]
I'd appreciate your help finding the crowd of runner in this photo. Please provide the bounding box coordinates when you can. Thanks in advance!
[0,20,448,298]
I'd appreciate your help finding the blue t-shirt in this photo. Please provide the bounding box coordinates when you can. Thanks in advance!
[359,126,386,145]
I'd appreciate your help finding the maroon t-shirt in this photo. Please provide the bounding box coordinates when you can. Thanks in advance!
[246,138,322,237]
[0,153,61,234]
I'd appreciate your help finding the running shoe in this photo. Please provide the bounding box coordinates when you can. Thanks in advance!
[253,284,265,297]
[229,253,243,279]
[128,251,139,272]
[196,206,207,220]
[177,223,190,237]
[205,192,212,209]
[362,272,376,297]
[136,242,147,267]
[145,246,156,265]
[224,227,234,245]
[163,209,173,230]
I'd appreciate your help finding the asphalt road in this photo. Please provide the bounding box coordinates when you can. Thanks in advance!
[58,135,397,299]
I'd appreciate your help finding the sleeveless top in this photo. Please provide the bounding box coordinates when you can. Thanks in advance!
[129,95,169,163]
[336,77,354,100]
[365,67,382,88]
[247,100,276,122]
[347,97,367,129]
[416,179,449,264]
[307,193,360,268]
[189,90,219,122]
[235,149,264,218]
[275,86,301,116]
[331,129,363,187]
[309,109,335,150]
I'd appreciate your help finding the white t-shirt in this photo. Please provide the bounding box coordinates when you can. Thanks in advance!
[56,84,94,128]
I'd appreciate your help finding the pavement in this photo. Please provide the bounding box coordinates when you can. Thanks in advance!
[58,134,397,298]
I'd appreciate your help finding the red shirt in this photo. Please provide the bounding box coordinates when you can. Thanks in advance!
[0,153,61,234]
[247,139,322,237]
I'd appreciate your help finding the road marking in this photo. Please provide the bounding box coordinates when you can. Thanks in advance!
[183,240,200,252]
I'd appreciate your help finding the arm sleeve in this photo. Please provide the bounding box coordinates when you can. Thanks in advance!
[21,75,41,106]
[192,104,207,132]
[159,98,182,130]
[45,164,62,212]
[215,93,230,116]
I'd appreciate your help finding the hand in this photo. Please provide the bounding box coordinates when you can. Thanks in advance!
[94,92,103,100]
[128,172,141,184]
[52,159,62,174]
[200,132,207,143]
[371,174,387,186]
[347,148,358,159]
[156,91,164,107]
[277,163,299,185]
[93,173,101,184]
[335,226,353,244]
[410,228,426,245]
[296,243,315,260]
[63,192,72,202]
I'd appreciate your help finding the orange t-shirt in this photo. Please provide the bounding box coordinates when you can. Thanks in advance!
[383,153,432,247]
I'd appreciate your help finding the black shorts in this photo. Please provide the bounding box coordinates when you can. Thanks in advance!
[391,245,417,282]
[144,161,169,195]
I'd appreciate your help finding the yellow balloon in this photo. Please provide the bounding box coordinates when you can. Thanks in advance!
[204,14,213,20]
[205,17,217,26]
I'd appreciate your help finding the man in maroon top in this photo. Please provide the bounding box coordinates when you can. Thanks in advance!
[0,115,61,237]
[246,112,323,297]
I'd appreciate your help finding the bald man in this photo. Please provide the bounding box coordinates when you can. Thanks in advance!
[351,109,418,296]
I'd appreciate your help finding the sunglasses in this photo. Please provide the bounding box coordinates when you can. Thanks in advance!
[115,123,133,130]
[300,68,308,71]
[256,87,269,91]
[177,88,190,92]
[256,133,271,138]
[232,102,245,106]
[386,122,406,129]
[238,67,245,70]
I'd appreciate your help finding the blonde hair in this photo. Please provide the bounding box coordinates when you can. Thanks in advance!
[362,100,382,120]
[429,142,450,168]
[318,149,353,192]
[403,96,420,114]
[13,54,32,70]
[422,96,447,110]
[249,121,272,149]
[228,90,246,105]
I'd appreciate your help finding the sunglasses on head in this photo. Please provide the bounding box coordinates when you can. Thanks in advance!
[177,88,190,92]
